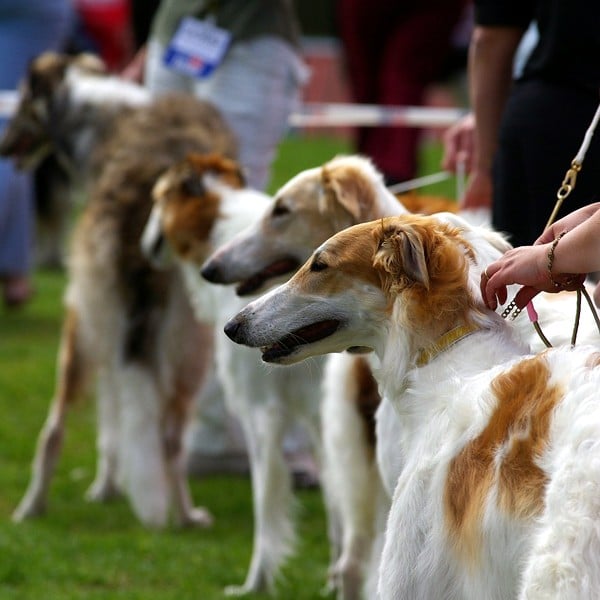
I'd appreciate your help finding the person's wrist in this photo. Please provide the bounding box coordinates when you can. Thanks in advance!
[546,231,580,289]
[469,165,492,179]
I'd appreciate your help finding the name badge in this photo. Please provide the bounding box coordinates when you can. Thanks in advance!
[163,17,231,79]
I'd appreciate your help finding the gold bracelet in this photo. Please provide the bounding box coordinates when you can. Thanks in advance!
[547,230,568,288]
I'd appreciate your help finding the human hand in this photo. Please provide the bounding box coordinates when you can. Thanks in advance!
[480,245,585,310]
[120,45,147,83]
[441,113,475,173]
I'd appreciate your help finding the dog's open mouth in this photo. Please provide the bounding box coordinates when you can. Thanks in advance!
[261,319,341,362]
[236,257,301,296]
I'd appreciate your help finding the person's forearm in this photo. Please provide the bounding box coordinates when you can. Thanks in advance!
[549,209,600,275]
[469,26,524,174]
[538,202,600,244]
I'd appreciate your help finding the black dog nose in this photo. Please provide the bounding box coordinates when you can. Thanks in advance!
[201,261,220,282]
[224,318,242,342]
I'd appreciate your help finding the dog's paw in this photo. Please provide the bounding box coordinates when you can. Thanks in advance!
[179,506,214,528]
[223,584,254,597]
[12,496,45,522]
[224,571,269,597]
[85,479,120,503]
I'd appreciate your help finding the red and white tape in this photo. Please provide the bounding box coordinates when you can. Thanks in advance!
[289,103,466,128]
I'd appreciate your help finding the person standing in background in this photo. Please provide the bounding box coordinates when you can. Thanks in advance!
[72,0,134,72]
[335,0,470,187]
[0,0,74,308]
[125,0,308,191]
[443,0,600,248]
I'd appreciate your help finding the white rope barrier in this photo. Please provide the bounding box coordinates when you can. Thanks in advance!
[0,90,18,118]
[1,91,467,130]
[289,103,466,128]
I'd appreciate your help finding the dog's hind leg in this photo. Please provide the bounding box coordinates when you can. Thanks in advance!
[13,308,92,521]
[163,389,213,528]
[322,353,385,600]
[224,402,295,596]
[85,367,121,502]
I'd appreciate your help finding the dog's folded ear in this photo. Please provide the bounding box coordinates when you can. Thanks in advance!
[374,223,430,291]
[319,163,374,226]
[186,153,245,189]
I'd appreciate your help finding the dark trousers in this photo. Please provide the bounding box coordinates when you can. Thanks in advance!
[494,79,600,247]
[336,0,468,183]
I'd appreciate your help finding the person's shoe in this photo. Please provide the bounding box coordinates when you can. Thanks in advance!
[3,275,34,308]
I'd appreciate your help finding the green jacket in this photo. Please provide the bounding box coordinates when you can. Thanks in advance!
[151,0,301,48]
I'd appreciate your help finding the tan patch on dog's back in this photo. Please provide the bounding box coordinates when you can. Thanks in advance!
[352,357,381,450]
[445,354,561,565]
[397,192,457,216]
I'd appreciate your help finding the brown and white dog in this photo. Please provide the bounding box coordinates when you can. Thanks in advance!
[226,214,600,600]
[141,154,325,595]
[0,52,151,267]
[2,52,237,528]
[200,155,405,599]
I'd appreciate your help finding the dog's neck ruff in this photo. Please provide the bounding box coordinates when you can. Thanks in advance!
[416,323,481,367]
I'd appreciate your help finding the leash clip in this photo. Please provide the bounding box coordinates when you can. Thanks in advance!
[556,161,581,200]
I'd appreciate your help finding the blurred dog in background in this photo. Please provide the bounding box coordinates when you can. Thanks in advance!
[1,52,237,529]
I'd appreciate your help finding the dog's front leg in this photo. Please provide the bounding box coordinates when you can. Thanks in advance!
[13,308,92,521]
[224,401,295,596]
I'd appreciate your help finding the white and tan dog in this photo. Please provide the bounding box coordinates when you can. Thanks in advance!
[3,52,237,529]
[141,153,325,596]
[226,214,600,599]
[201,155,405,599]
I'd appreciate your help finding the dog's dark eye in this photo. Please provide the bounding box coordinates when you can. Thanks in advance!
[310,259,328,272]
[272,203,289,217]
[182,176,205,197]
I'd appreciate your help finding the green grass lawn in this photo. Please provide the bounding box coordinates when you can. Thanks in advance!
[0,134,454,599]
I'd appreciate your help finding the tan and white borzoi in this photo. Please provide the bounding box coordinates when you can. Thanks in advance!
[201,155,405,599]
[225,214,600,600]
[141,153,325,595]
[2,52,237,529]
